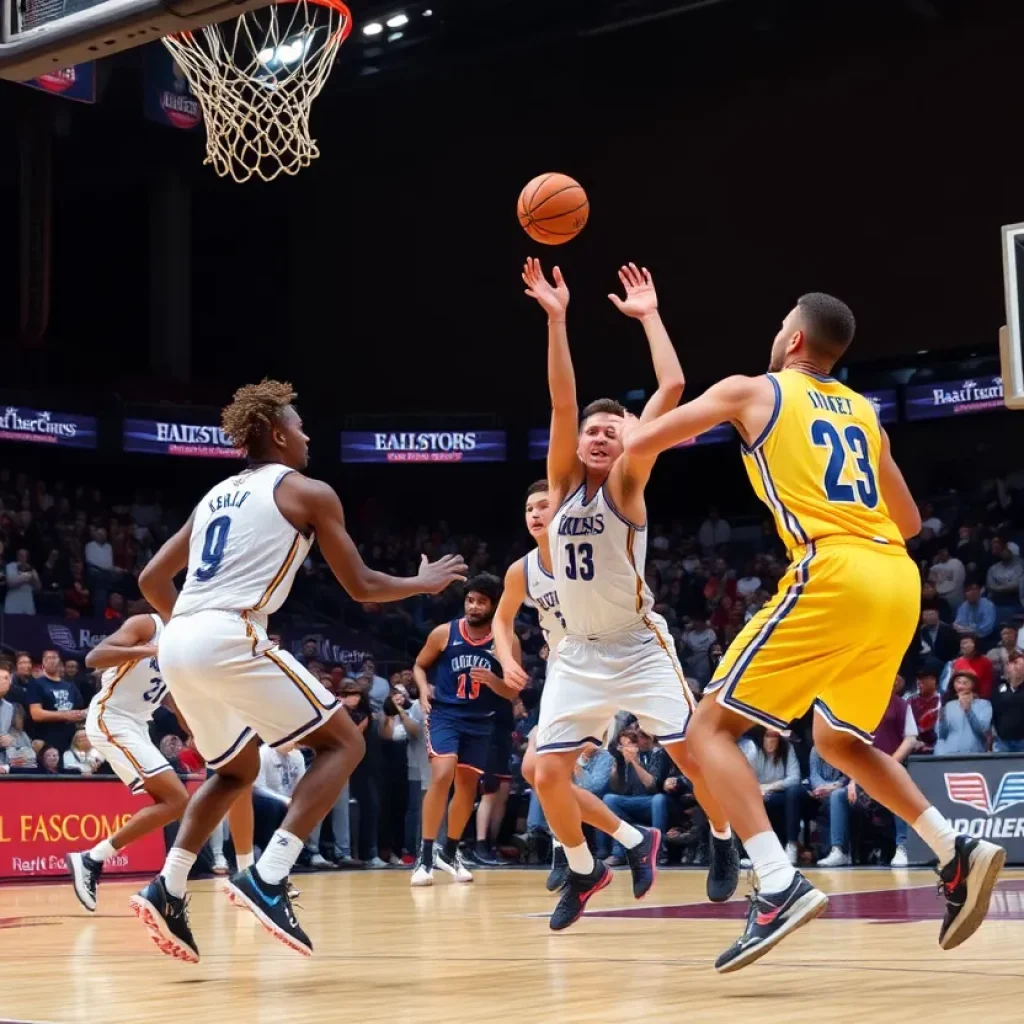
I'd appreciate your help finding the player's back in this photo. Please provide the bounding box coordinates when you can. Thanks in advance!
[94,614,166,720]
[744,369,904,555]
[431,619,503,717]
[173,463,311,623]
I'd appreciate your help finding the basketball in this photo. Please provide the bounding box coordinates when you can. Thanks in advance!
[517,173,589,245]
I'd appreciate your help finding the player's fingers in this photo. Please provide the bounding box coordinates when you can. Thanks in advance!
[643,267,653,285]
[420,553,428,567]
[608,293,624,310]
[623,264,639,287]
[552,266,565,287]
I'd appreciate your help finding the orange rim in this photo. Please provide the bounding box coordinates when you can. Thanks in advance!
[167,0,352,44]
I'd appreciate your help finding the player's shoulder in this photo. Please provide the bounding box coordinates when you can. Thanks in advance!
[505,554,529,583]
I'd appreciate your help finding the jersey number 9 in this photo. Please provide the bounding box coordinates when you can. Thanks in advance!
[196,515,232,581]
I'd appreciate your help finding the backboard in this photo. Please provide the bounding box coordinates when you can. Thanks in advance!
[0,0,278,79]
[1000,222,1024,410]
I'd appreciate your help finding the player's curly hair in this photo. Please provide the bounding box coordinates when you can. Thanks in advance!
[221,378,297,455]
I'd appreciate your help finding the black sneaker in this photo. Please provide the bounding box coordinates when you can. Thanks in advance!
[546,844,569,892]
[937,835,1006,950]
[226,866,312,956]
[129,876,200,964]
[66,851,103,912]
[708,834,740,903]
[470,842,504,867]
[626,827,661,900]
[549,860,613,931]
[715,871,828,973]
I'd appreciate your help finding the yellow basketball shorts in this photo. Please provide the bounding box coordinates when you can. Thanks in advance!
[706,537,920,742]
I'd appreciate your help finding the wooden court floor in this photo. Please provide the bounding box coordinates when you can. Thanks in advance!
[4,866,1024,1024]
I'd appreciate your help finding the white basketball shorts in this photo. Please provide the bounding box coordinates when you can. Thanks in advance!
[158,609,341,769]
[86,704,172,794]
[535,612,695,754]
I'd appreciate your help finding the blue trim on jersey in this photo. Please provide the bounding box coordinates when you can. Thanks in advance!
[557,481,586,512]
[536,735,604,754]
[800,369,837,383]
[750,447,810,553]
[522,555,534,603]
[740,373,782,454]
[208,726,255,768]
[537,551,555,579]
[813,698,874,744]
[601,481,647,531]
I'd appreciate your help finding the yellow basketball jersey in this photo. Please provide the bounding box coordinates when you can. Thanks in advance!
[741,368,904,555]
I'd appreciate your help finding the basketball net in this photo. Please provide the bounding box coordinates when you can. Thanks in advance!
[162,0,351,184]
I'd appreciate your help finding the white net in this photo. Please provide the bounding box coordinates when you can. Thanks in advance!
[162,0,351,184]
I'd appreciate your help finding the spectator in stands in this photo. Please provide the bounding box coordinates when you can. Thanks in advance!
[929,545,966,611]
[872,676,919,867]
[682,616,717,686]
[62,728,102,774]
[84,526,125,613]
[1,704,36,769]
[343,685,385,868]
[992,654,1024,753]
[921,581,953,623]
[38,744,62,775]
[735,561,761,600]
[4,547,40,615]
[809,748,851,866]
[953,634,994,699]
[698,507,730,553]
[26,649,86,753]
[37,547,65,615]
[359,657,390,713]
[64,559,93,618]
[401,682,429,861]
[600,729,670,864]
[0,666,14,741]
[908,660,943,753]
[104,592,125,622]
[11,652,32,708]
[935,671,992,755]
[986,537,1024,611]
[956,524,989,578]
[740,728,802,865]
[954,582,997,648]
[919,605,959,665]
[987,624,1020,687]
[377,687,411,864]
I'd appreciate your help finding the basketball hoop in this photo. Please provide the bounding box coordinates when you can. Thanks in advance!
[162,0,352,183]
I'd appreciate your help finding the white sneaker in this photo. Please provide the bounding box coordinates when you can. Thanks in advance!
[367,856,389,869]
[309,854,332,869]
[434,847,474,883]
[739,856,752,870]
[410,860,433,886]
[817,847,851,867]
[890,845,909,868]
[388,853,402,866]
[212,855,230,876]
[785,842,799,866]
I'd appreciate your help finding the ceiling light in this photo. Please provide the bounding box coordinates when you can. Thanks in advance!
[362,21,383,35]
[386,12,409,27]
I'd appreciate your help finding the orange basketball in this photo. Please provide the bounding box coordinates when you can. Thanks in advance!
[517,173,589,245]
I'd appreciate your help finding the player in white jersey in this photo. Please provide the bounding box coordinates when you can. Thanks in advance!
[494,479,666,899]
[129,379,466,963]
[515,259,738,930]
[64,613,190,911]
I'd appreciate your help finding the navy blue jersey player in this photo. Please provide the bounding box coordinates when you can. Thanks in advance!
[411,574,523,886]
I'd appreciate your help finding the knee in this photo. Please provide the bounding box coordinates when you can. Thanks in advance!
[669,742,699,780]
[521,749,536,787]
[534,755,568,797]
[603,792,623,811]
[168,785,190,817]
[430,758,456,789]
[651,793,668,814]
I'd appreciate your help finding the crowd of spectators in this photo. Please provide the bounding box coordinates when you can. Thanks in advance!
[3,466,1024,873]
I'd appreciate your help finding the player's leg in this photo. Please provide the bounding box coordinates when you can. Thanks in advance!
[228,787,255,870]
[439,765,480,879]
[413,749,457,885]
[475,776,503,864]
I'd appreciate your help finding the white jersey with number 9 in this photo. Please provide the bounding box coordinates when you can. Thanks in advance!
[173,463,311,624]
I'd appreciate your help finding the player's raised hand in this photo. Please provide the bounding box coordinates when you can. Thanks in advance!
[416,552,468,594]
[608,263,658,319]
[523,257,569,319]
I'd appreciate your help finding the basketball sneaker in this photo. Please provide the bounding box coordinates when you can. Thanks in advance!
[410,857,434,886]
[549,860,612,931]
[546,843,569,892]
[129,876,200,964]
[225,866,312,956]
[434,847,474,883]
[714,872,829,973]
[65,851,103,912]
[707,834,740,903]
[937,835,1006,951]
[626,827,661,900]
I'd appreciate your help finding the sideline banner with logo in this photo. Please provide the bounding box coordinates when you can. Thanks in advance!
[123,418,242,458]
[904,376,1005,421]
[0,406,98,449]
[143,44,203,131]
[341,430,507,464]
[0,615,118,657]
[907,753,1024,865]
[0,777,200,881]
[21,64,97,103]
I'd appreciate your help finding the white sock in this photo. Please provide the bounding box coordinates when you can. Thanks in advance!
[161,848,197,898]
[551,838,563,851]
[89,839,117,862]
[236,850,255,871]
[611,821,644,850]
[745,830,795,894]
[913,806,958,865]
[711,824,733,841]
[564,841,595,875]
[255,830,303,885]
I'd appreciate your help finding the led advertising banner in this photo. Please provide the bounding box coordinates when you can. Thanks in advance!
[0,406,97,448]
[123,418,243,458]
[341,430,507,463]
[904,376,1005,421]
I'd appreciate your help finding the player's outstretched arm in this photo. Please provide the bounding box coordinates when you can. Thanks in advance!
[878,429,922,539]
[413,624,448,713]
[492,560,530,691]
[625,375,769,459]
[523,257,580,501]
[293,478,467,601]
[471,634,524,700]
[609,264,685,424]
[84,614,159,670]
[139,516,194,622]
